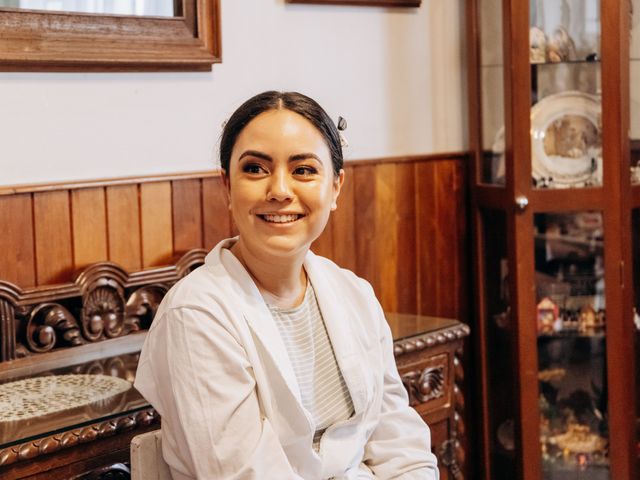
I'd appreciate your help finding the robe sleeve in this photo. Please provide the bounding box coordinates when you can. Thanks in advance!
[361,290,440,480]
[134,306,303,480]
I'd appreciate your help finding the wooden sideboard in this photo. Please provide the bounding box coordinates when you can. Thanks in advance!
[389,314,470,480]
[0,254,469,479]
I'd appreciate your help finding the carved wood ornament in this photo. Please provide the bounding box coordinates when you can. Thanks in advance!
[0,408,158,468]
[0,250,206,362]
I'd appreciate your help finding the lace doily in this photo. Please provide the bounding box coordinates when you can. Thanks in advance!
[0,374,132,422]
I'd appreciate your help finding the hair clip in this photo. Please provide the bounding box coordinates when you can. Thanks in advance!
[337,116,349,148]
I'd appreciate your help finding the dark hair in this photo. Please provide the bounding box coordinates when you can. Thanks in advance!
[220,91,343,177]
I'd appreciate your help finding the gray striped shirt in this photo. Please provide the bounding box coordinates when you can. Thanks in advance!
[267,281,354,449]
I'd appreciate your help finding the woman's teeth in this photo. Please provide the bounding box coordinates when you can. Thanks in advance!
[261,214,299,223]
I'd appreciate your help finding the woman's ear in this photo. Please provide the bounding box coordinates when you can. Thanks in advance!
[222,171,232,208]
[331,169,345,211]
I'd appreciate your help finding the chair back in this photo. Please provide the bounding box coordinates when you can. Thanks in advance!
[130,429,172,480]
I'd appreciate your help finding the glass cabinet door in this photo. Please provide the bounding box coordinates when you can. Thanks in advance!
[469,0,638,478]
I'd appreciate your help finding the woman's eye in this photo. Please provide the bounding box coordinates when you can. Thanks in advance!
[242,163,266,174]
[293,166,317,176]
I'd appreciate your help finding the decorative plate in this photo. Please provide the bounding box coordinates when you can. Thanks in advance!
[531,91,602,187]
[0,374,132,422]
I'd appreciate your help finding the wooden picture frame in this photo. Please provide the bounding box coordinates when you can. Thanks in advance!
[0,0,221,72]
[287,0,421,6]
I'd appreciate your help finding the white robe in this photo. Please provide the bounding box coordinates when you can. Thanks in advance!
[135,238,439,479]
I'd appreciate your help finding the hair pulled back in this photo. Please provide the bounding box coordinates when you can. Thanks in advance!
[220,91,343,177]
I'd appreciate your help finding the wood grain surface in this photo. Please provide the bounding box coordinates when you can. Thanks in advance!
[0,155,469,321]
[0,193,36,286]
[140,182,173,268]
[33,191,73,285]
[106,184,142,272]
[71,188,108,271]
[202,176,232,249]
[172,179,203,253]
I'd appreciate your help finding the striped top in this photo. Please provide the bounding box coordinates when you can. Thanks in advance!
[267,281,354,450]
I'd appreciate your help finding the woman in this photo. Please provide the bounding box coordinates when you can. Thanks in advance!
[135,91,439,479]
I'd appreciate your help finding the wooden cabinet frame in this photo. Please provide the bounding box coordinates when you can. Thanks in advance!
[0,0,221,71]
[466,0,638,478]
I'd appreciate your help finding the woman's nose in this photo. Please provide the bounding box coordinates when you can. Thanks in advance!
[266,170,293,201]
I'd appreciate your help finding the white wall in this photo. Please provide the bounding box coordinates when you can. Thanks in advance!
[0,0,466,187]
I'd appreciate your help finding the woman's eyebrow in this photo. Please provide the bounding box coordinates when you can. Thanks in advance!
[238,150,272,161]
[289,153,321,162]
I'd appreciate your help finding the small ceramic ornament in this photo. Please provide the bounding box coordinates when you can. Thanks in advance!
[547,26,577,62]
[530,26,547,63]
[537,297,559,334]
[578,305,603,332]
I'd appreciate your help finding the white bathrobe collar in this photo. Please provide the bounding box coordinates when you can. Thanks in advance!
[205,238,370,421]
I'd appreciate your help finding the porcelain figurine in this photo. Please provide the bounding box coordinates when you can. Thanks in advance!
[530,26,547,63]
[547,26,577,62]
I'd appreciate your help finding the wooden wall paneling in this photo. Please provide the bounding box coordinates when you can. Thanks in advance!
[140,182,173,268]
[106,185,142,272]
[375,163,399,313]
[71,188,108,271]
[312,216,334,258]
[416,161,440,316]
[202,176,232,249]
[0,194,36,287]
[395,162,418,313]
[435,161,465,319]
[353,165,378,295]
[453,161,469,321]
[172,179,203,253]
[331,165,357,272]
[33,191,73,285]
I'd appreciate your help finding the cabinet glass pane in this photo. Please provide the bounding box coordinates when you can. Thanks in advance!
[534,211,609,479]
[481,209,516,478]
[479,0,505,186]
[530,0,602,190]
[632,0,640,185]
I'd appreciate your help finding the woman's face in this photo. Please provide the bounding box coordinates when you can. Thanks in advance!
[225,109,344,261]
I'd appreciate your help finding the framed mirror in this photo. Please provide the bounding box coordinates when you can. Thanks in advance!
[0,0,221,71]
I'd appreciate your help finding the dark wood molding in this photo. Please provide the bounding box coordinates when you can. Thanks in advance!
[349,152,470,168]
[0,0,221,72]
[0,249,206,363]
[0,152,470,196]
[0,407,159,468]
[0,171,223,196]
[287,0,421,7]
[0,152,469,197]
[393,322,470,356]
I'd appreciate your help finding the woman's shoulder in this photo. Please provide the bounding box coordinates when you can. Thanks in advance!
[307,252,377,298]
[161,263,224,310]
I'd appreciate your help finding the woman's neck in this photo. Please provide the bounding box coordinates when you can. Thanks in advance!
[230,239,307,309]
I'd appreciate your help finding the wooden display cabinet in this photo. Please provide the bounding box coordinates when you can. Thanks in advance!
[466,0,639,478]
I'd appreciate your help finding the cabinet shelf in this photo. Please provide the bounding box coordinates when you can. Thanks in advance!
[537,331,606,339]
[531,58,600,68]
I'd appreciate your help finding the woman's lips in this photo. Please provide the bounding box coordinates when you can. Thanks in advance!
[258,214,303,224]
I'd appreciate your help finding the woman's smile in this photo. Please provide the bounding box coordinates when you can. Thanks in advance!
[258,213,305,224]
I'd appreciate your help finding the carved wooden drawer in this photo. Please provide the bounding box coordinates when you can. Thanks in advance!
[389,314,470,480]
